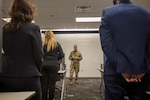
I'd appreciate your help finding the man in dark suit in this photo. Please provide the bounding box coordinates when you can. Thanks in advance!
[99,0,150,99]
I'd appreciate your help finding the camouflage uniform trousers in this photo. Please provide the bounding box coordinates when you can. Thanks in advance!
[69,62,80,81]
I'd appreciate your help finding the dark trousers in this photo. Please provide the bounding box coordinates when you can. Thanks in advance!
[0,77,41,100]
[41,68,58,100]
[104,72,150,100]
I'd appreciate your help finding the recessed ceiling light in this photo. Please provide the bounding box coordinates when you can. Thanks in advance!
[76,17,101,22]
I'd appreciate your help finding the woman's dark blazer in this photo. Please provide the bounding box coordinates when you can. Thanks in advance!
[42,42,64,71]
[1,23,43,77]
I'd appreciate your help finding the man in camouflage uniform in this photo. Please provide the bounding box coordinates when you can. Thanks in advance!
[69,45,82,85]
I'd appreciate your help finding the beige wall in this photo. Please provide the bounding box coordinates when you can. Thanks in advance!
[55,33,103,78]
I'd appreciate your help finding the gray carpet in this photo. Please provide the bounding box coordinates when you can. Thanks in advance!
[54,78,104,100]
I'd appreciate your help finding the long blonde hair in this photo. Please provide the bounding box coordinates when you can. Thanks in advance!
[42,31,58,52]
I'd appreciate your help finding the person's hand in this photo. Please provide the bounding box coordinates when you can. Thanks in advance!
[136,73,145,82]
[121,73,145,82]
[72,56,78,60]
[121,73,134,82]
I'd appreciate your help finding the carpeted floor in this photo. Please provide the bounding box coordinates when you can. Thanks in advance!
[54,78,104,100]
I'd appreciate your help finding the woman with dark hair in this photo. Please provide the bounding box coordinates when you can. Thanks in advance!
[0,0,43,100]
[41,31,64,100]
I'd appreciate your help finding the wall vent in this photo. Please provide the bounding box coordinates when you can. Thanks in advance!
[75,6,92,13]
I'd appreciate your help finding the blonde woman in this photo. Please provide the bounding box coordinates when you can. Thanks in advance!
[41,31,64,100]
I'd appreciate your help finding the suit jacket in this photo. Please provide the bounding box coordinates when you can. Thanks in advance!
[99,0,150,75]
[1,23,43,77]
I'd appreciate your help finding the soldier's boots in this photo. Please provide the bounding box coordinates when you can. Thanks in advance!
[75,80,78,84]
[69,80,78,84]
[69,80,73,85]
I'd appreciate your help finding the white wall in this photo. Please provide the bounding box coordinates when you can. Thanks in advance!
[55,33,104,78]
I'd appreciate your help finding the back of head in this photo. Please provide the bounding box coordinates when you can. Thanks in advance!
[5,0,37,32]
[113,0,121,5]
[113,0,130,5]
[43,31,57,52]
[45,31,55,40]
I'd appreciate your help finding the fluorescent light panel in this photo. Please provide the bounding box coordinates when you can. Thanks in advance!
[2,18,35,23]
[2,18,11,22]
[41,28,99,31]
[76,17,101,22]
